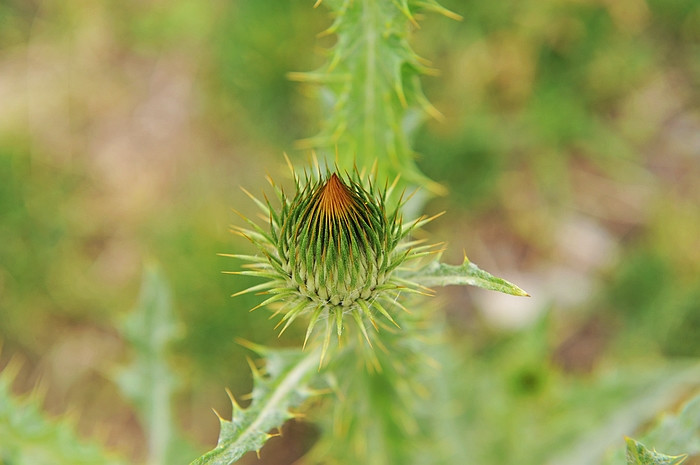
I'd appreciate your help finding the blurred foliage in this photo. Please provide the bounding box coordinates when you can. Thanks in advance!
[116,265,199,465]
[604,393,700,464]
[0,0,699,464]
[624,438,687,465]
[446,321,700,465]
[208,0,322,147]
[0,363,126,465]
[416,0,699,208]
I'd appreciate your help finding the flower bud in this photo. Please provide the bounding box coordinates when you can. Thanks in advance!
[228,170,437,360]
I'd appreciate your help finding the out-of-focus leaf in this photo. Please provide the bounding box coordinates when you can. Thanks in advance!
[642,394,700,457]
[115,264,196,465]
[555,365,700,465]
[625,438,687,465]
[0,364,126,465]
[603,391,700,465]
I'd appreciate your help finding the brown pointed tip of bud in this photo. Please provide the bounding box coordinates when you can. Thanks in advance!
[318,173,355,217]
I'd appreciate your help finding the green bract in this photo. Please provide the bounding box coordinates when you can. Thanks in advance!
[226,169,438,361]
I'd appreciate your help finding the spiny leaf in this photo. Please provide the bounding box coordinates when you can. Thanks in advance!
[189,348,323,465]
[641,394,700,458]
[294,0,459,193]
[625,438,687,465]
[115,264,196,465]
[0,365,126,465]
[403,257,530,296]
[602,391,700,465]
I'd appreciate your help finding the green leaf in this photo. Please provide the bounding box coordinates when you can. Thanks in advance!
[115,264,195,465]
[625,438,687,465]
[601,391,700,465]
[548,364,700,465]
[642,394,700,457]
[404,257,530,296]
[294,0,458,193]
[189,347,322,465]
[0,364,126,465]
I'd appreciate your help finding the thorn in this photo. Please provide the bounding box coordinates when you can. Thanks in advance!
[387,173,401,197]
[235,338,268,355]
[289,410,308,420]
[396,2,420,28]
[230,207,249,221]
[283,152,297,182]
[268,306,284,320]
[439,7,463,21]
[276,314,299,337]
[304,305,324,350]
[392,277,435,295]
[365,346,382,373]
[411,210,446,229]
[372,301,400,328]
[395,81,408,108]
[230,229,249,240]
[225,387,242,413]
[231,281,275,298]
[311,150,321,177]
[319,321,333,370]
[423,98,445,121]
[351,310,373,348]
[239,186,258,202]
[249,293,286,312]
[335,308,343,339]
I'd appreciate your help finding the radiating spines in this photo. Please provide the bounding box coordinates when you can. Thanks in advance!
[225,168,441,358]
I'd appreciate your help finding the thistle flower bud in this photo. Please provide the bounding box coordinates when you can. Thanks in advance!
[285,173,390,306]
[227,169,438,360]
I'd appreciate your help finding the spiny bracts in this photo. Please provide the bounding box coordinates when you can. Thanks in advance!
[224,168,440,362]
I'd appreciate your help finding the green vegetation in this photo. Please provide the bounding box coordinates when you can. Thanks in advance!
[1,0,699,464]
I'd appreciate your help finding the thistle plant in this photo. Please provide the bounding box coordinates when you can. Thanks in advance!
[194,2,529,464]
[1,1,699,465]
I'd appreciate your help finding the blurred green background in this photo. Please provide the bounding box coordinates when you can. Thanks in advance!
[1,0,699,463]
